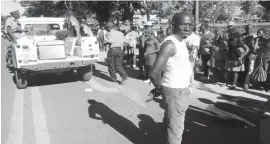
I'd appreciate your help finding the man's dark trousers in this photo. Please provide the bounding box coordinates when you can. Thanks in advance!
[107,47,128,81]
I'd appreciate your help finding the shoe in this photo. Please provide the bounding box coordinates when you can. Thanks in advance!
[133,65,137,68]
[145,93,154,102]
[120,78,128,85]
[144,79,150,83]
[230,85,237,90]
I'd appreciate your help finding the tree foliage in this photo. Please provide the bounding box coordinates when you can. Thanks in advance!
[19,0,270,27]
[259,1,270,21]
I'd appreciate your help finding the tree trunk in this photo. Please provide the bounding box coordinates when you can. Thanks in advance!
[194,0,199,32]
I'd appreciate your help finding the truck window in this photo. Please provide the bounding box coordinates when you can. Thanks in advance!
[25,24,60,36]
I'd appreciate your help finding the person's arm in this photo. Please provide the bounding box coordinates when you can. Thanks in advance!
[5,18,16,42]
[149,40,176,90]
[146,50,160,56]
[141,35,147,49]
[239,43,250,60]
[6,26,16,42]
[148,40,160,55]
[104,33,112,45]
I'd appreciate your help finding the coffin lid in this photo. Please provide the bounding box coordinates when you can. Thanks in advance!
[37,40,65,46]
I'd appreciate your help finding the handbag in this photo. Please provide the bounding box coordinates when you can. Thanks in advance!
[252,54,267,83]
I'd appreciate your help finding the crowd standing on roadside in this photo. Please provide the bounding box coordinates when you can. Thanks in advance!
[99,19,270,91]
[3,8,270,144]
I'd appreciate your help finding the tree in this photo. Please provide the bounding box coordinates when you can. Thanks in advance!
[259,1,270,21]
[241,1,264,22]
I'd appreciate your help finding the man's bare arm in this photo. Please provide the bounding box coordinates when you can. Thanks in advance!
[240,44,250,59]
[149,40,176,90]
[7,26,16,42]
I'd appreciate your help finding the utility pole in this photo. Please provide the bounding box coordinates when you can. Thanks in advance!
[194,0,199,33]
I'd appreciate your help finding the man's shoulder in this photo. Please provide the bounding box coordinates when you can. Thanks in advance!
[5,17,13,24]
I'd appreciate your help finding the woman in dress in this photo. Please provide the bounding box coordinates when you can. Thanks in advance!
[226,28,250,89]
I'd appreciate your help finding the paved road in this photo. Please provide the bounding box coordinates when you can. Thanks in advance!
[2,38,269,144]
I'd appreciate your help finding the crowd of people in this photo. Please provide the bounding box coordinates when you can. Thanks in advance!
[96,16,270,92]
[3,8,270,144]
[97,11,270,144]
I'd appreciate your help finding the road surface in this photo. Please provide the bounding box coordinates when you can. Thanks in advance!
[1,38,269,144]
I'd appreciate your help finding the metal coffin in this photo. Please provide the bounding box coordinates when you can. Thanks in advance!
[37,40,66,60]
[73,37,98,58]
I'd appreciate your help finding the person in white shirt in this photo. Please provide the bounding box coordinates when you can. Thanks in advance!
[149,11,193,144]
[185,31,201,81]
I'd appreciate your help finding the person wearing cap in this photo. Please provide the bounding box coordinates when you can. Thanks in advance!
[80,21,93,37]
[5,10,27,43]
[104,22,128,85]
[144,22,157,37]
[141,27,159,84]
[148,11,194,144]
[227,21,235,39]
[157,26,167,43]
[226,27,250,90]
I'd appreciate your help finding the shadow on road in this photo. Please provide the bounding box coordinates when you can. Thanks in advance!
[93,69,112,82]
[234,88,270,99]
[182,107,262,144]
[87,99,152,144]
[87,98,263,144]
[194,73,212,84]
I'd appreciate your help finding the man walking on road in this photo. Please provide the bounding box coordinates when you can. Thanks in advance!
[105,22,128,85]
[149,11,193,144]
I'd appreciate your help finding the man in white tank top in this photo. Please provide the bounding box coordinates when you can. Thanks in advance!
[149,11,193,144]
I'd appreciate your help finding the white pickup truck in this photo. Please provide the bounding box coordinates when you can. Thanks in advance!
[6,17,99,89]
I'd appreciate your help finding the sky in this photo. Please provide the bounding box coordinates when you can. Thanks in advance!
[1,0,25,16]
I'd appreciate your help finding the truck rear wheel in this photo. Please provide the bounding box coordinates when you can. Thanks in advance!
[78,65,92,81]
[15,70,28,89]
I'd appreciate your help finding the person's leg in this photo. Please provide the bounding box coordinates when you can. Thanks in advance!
[138,49,145,77]
[264,60,269,72]
[131,47,137,68]
[212,67,219,84]
[161,86,190,144]
[231,72,239,89]
[144,64,151,82]
[201,55,210,79]
[107,49,117,82]
[115,48,128,84]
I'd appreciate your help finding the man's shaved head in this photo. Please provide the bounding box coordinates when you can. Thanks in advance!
[171,11,193,26]
[171,11,194,38]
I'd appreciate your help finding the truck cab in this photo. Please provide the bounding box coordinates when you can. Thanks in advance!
[7,17,99,89]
